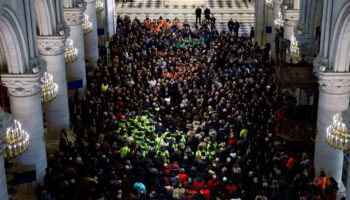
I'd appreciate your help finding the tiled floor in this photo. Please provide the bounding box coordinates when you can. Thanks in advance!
[116,0,254,32]
[120,0,250,9]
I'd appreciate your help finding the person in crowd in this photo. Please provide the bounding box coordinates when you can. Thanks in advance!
[210,14,216,30]
[38,15,334,200]
[234,20,240,35]
[228,18,234,34]
[195,6,202,24]
[204,7,211,22]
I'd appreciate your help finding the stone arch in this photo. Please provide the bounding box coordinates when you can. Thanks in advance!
[329,1,350,72]
[35,0,56,36]
[0,6,29,74]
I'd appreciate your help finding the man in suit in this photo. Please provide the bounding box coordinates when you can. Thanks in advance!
[204,7,211,22]
[195,6,202,24]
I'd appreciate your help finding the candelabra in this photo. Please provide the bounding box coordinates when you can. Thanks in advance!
[64,39,78,64]
[266,0,273,9]
[289,36,300,62]
[83,13,93,35]
[41,72,59,103]
[326,114,350,152]
[96,0,104,13]
[274,12,284,28]
[2,120,30,159]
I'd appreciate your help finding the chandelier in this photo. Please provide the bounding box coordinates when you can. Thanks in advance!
[64,39,78,64]
[41,72,59,103]
[326,113,350,152]
[274,12,284,28]
[3,120,30,159]
[96,0,104,13]
[289,36,300,62]
[83,13,93,35]
[266,0,273,8]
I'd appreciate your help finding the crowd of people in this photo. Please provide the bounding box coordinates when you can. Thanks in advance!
[37,15,338,200]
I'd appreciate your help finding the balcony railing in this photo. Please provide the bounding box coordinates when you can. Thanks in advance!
[275,106,316,142]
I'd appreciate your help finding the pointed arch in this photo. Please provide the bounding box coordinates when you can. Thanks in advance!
[0,6,29,74]
[35,0,56,36]
[329,1,350,72]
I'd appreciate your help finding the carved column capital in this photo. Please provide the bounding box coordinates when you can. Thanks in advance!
[1,71,43,97]
[64,7,85,26]
[37,35,67,56]
[317,71,350,95]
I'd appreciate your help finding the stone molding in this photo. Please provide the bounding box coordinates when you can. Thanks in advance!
[283,9,299,20]
[85,0,96,4]
[64,7,84,26]
[1,70,43,97]
[273,0,283,5]
[284,20,298,27]
[37,35,67,56]
[317,71,350,95]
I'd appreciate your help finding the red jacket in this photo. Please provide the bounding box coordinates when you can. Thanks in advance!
[193,180,205,190]
[226,184,238,194]
[200,189,210,200]
[208,179,220,191]
[178,173,188,185]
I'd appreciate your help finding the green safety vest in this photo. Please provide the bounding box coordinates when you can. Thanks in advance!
[121,146,129,157]
[196,150,206,157]
[101,83,109,91]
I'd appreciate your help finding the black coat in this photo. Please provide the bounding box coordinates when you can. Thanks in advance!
[196,8,202,16]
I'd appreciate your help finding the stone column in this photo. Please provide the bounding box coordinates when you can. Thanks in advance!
[37,35,70,150]
[254,0,266,46]
[347,162,350,200]
[84,0,99,64]
[64,7,87,94]
[106,0,116,38]
[96,0,105,45]
[0,156,7,200]
[314,71,350,185]
[1,71,47,196]
[0,110,11,200]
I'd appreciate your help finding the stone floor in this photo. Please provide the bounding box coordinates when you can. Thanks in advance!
[116,0,255,25]
[120,0,251,9]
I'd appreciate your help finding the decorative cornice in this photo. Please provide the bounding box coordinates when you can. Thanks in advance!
[284,20,298,27]
[317,71,350,95]
[1,71,43,97]
[64,7,85,26]
[273,0,283,4]
[85,0,96,4]
[37,35,67,56]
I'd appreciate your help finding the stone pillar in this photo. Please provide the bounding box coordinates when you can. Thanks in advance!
[254,0,266,46]
[84,0,99,64]
[106,0,116,38]
[96,0,105,45]
[315,71,350,185]
[0,156,8,200]
[1,71,47,197]
[347,162,350,200]
[64,7,87,94]
[37,35,70,150]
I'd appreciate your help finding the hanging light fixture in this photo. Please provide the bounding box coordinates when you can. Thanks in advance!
[41,72,59,103]
[83,13,93,35]
[266,0,273,9]
[3,120,30,159]
[64,39,78,64]
[326,114,350,152]
[96,0,104,13]
[274,12,284,28]
[289,36,300,62]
